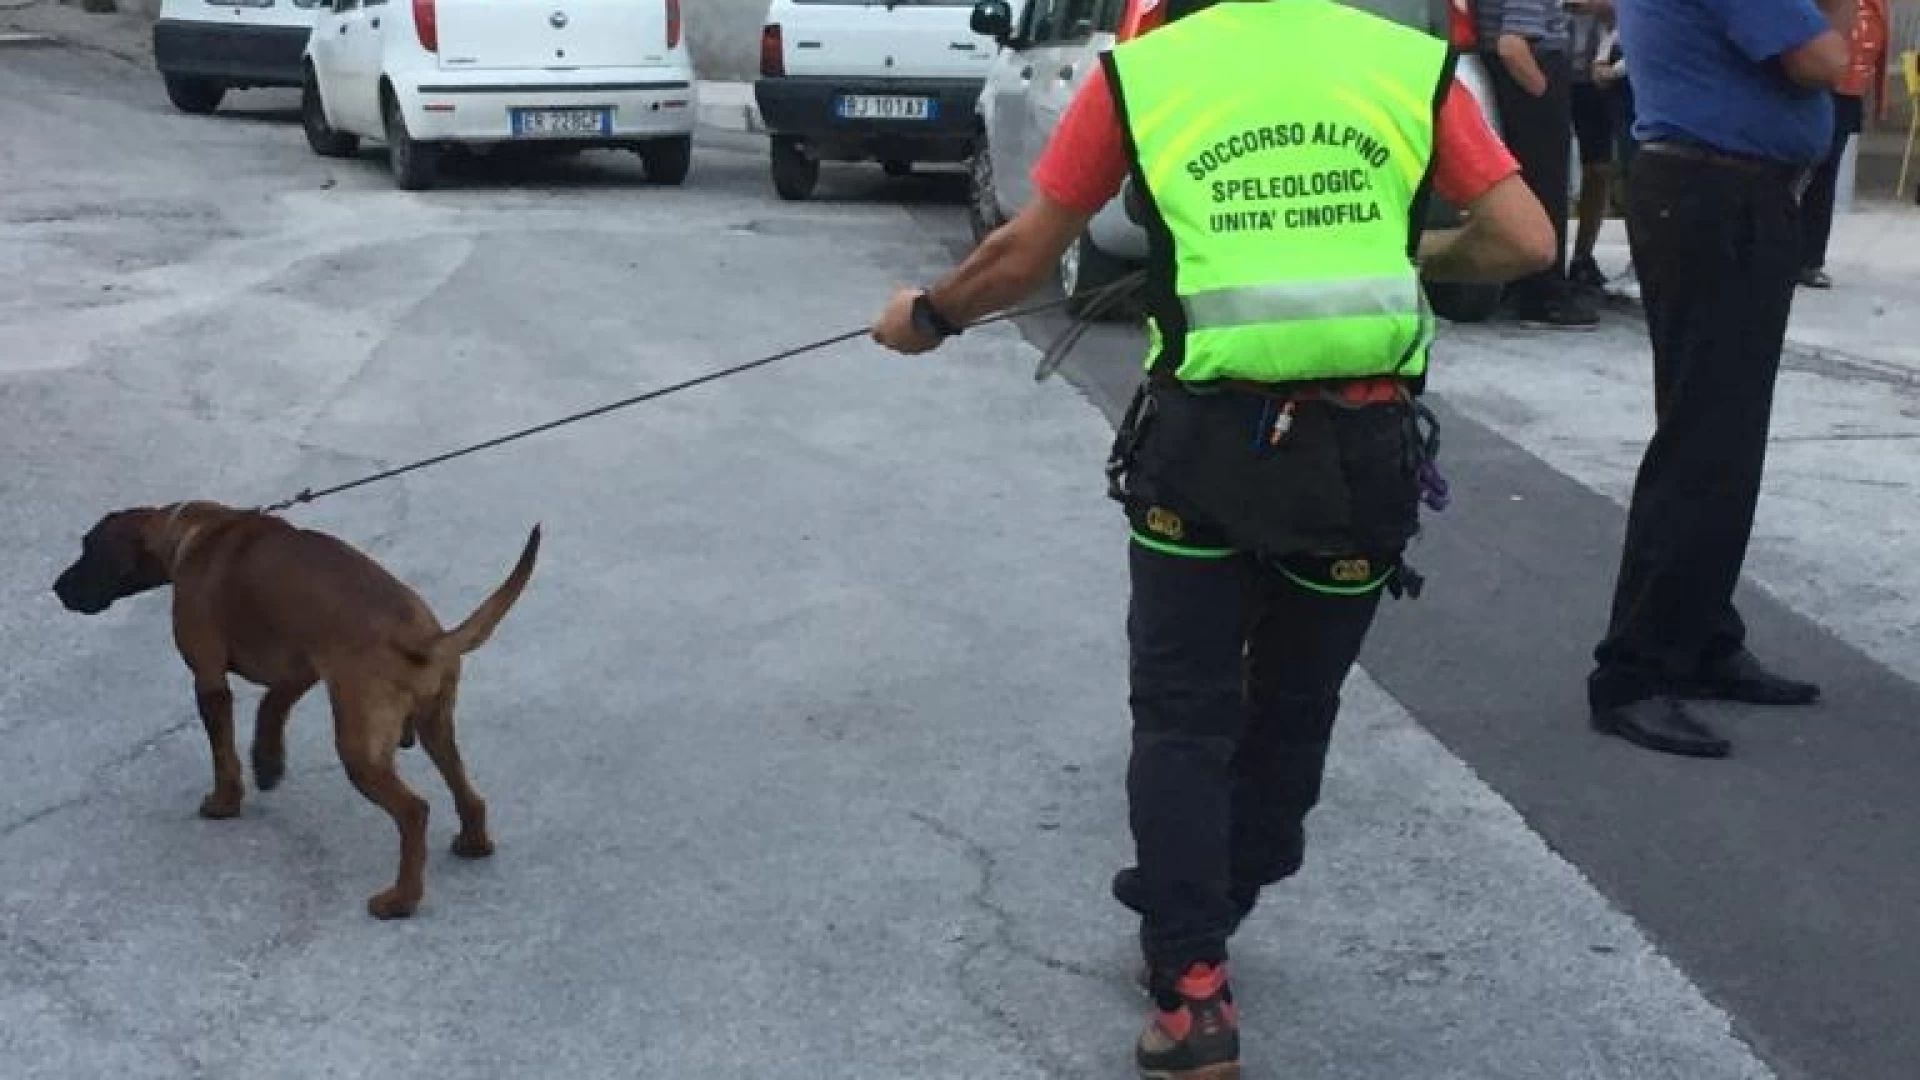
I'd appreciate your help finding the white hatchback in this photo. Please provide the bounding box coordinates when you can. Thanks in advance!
[153,0,323,115]
[754,0,992,200]
[300,0,698,190]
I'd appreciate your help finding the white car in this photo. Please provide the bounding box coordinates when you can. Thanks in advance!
[968,0,1509,324]
[152,0,323,115]
[300,0,698,190]
[753,0,993,201]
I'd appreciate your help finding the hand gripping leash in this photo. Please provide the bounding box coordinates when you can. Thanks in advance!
[253,276,1141,515]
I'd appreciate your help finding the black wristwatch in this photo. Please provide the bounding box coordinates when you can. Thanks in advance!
[911,291,963,340]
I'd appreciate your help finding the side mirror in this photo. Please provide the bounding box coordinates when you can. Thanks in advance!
[970,0,1014,42]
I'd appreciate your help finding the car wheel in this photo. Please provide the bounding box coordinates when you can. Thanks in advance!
[301,68,358,159]
[770,136,819,201]
[966,141,1004,245]
[163,74,224,115]
[882,158,912,178]
[1060,231,1133,321]
[383,91,440,192]
[1425,280,1503,324]
[638,135,693,186]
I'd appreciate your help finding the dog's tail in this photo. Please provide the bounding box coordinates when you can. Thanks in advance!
[427,524,542,662]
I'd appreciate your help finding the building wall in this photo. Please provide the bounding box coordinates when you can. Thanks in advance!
[687,0,773,82]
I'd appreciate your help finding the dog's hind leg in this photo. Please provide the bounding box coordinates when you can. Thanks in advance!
[332,687,432,920]
[252,676,316,792]
[415,679,493,860]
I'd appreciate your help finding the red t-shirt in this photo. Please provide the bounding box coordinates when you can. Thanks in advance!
[1032,65,1519,216]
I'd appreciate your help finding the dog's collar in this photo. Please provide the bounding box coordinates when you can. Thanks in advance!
[163,501,203,574]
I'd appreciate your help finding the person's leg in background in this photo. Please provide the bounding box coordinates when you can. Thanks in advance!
[1569,77,1618,297]
[1485,46,1597,328]
[1122,539,1256,1076]
[1798,91,1864,288]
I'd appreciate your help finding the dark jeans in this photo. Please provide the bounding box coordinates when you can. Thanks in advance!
[1124,541,1383,975]
[1589,149,1804,709]
[1612,77,1638,177]
[1485,47,1575,307]
[1800,92,1864,271]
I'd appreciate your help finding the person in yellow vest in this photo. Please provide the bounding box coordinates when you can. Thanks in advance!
[873,1,1552,1075]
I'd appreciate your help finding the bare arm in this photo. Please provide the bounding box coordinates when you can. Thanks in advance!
[1780,0,1856,88]
[1417,173,1557,283]
[870,195,1094,354]
[1496,34,1550,96]
[927,195,1093,324]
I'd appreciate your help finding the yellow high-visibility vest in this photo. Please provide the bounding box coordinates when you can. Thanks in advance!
[1104,0,1455,383]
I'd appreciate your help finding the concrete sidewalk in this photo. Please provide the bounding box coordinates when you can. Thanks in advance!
[1590,205,1920,386]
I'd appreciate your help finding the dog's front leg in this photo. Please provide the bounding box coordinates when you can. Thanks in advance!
[193,674,245,819]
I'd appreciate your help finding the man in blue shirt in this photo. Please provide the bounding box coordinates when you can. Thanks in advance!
[1589,0,1856,758]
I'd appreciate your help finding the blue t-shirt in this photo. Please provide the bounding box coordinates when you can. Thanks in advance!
[1618,0,1835,165]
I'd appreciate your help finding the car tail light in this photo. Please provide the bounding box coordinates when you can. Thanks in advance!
[413,0,438,52]
[760,23,784,78]
[665,0,681,49]
[1447,0,1476,50]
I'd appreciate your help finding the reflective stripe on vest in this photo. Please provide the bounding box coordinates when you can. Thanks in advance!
[1105,0,1454,385]
[1183,275,1426,330]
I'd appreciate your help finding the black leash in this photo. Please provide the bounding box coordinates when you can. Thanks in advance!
[255,277,1139,515]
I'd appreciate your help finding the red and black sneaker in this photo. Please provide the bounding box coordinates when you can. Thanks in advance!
[1136,962,1240,1080]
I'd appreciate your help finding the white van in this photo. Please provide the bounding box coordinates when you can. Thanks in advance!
[152,0,323,114]
[301,0,697,191]
[754,0,992,200]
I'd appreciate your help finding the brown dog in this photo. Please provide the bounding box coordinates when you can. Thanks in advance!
[52,500,540,919]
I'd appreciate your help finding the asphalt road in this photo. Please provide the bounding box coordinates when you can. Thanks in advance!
[2,38,1916,1080]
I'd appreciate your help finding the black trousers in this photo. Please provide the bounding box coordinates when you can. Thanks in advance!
[1590,149,1804,708]
[1124,545,1384,976]
[1799,92,1864,271]
[1485,47,1575,306]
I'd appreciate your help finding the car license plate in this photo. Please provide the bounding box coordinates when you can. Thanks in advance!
[836,95,936,121]
[510,107,612,138]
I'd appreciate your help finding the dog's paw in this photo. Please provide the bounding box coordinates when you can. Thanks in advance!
[366,888,420,920]
[252,753,285,792]
[451,833,495,860]
[198,792,243,819]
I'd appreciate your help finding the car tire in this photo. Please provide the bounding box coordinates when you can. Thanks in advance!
[639,135,693,186]
[163,74,224,116]
[1425,280,1503,324]
[770,136,819,201]
[301,68,358,159]
[966,141,1004,245]
[383,91,440,192]
[882,158,912,178]
[1060,231,1134,321]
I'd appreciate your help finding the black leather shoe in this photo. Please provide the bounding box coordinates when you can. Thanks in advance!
[1671,649,1821,706]
[1591,697,1732,758]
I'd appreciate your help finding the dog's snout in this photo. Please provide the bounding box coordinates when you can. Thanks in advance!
[53,561,110,614]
